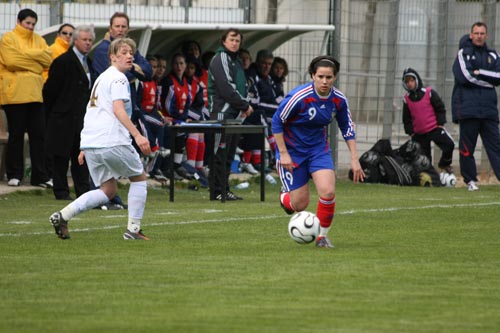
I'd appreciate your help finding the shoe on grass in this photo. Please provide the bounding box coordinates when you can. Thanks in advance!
[215,191,242,201]
[316,236,334,248]
[123,229,150,240]
[467,181,479,191]
[49,211,70,239]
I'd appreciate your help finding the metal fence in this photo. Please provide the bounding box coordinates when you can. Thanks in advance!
[2,0,500,178]
[333,0,500,178]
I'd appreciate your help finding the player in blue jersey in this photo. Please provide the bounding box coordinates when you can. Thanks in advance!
[272,55,365,248]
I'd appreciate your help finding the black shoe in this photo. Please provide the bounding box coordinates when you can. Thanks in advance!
[215,191,241,201]
[226,191,243,200]
[175,166,194,180]
[49,212,70,239]
[101,202,125,210]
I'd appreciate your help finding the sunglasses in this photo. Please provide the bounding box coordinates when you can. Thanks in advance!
[61,31,73,36]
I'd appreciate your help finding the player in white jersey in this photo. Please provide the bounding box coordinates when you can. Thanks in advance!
[272,55,365,248]
[49,38,152,240]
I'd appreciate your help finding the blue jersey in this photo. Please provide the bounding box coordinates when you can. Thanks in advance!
[271,82,355,159]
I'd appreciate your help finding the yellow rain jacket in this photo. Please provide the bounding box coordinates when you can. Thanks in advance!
[42,36,70,82]
[0,24,52,105]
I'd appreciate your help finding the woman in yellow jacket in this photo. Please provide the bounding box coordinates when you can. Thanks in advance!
[0,8,53,187]
[42,23,75,82]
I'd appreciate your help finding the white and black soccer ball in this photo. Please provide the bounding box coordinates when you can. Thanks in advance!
[288,211,320,244]
[440,172,457,188]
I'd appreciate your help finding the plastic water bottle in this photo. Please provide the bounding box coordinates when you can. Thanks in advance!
[234,181,250,190]
[265,174,277,185]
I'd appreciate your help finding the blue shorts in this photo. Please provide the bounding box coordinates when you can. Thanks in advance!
[277,150,334,192]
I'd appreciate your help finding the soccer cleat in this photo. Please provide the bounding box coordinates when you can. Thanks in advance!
[123,229,150,240]
[226,191,243,200]
[49,212,70,239]
[100,202,125,210]
[240,162,259,175]
[35,180,53,188]
[215,191,242,201]
[467,181,479,191]
[316,236,334,248]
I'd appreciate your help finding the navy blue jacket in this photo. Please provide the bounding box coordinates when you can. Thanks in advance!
[92,35,152,116]
[452,34,500,123]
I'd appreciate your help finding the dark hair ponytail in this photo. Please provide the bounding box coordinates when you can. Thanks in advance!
[308,55,340,76]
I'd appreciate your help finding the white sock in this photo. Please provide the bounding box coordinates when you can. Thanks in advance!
[60,189,109,221]
[319,226,331,238]
[127,181,147,232]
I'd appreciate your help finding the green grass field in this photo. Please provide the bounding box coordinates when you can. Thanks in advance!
[1,179,499,333]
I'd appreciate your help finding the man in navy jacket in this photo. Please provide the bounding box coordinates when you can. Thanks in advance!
[452,22,500,191]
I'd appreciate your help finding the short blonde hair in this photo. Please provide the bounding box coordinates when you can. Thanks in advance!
[108,37,136,58]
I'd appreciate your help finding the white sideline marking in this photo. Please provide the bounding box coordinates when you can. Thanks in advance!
[1,201,499,237]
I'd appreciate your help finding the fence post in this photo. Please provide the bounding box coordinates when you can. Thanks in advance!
[382,0,400,140]
[49,0,61,27]
[330,0,341,174]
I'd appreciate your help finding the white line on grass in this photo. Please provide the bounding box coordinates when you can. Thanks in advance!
[1,201,499,237]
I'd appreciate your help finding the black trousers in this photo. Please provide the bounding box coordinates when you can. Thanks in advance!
[3,103,49,184]
[413,127,455,169]
[52,151,90,199]
[459,118,500,183]
[210,111,240,193]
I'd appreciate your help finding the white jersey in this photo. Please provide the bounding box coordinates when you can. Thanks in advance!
[80,66,133,149]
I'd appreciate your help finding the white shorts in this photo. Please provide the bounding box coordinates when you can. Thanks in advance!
[84,145,144,186]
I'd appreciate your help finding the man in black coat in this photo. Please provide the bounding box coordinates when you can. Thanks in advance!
[43,25,95,200]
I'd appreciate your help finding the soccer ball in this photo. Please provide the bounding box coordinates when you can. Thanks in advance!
[440,172,457,188]
[288,211,320,244]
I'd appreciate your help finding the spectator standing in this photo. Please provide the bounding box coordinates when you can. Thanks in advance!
[452,22,500,191]
[273,56,364,248]
[402,67,455,174]
[49,38,152,240]
[43,25,96,200]
[208,28,253,200]
[43,23,75,183]
[42,23,75,82]
[91,11,152,209]
[0,8,52,188]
